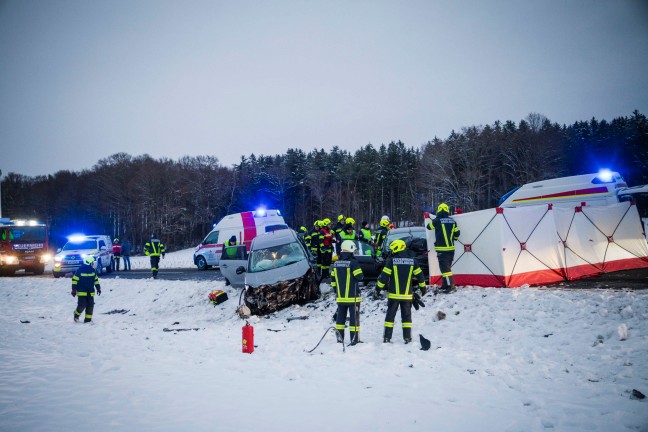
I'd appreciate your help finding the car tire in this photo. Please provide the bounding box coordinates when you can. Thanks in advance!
[53,272,62,278]
[96,259,103,275]
[196,256,208,271]
[106,258,114,273]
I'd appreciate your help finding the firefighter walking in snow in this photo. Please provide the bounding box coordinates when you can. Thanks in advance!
[71,256,101,323]
[144,233,166,279]
[426,203,460,293]
[375,239,426,344]
[331,240,364,345]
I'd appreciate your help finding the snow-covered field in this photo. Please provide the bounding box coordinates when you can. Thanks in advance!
[2,249,647,432]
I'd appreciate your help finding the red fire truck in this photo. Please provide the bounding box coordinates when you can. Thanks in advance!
[0,218,51,275]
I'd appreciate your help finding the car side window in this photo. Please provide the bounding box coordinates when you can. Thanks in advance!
[98,240,105,250]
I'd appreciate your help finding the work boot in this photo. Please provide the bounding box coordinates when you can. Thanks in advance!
[336,330,344,344]
[404,338,412,344]
[349,331,359,346]
[383,337,391,343]
[74,314,79,323]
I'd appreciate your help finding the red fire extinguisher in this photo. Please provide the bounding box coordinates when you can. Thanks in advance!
[242,321,254,354]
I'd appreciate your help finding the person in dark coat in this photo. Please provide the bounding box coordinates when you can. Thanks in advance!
[425,203,460,293]
[331,240,364,345]
[144,233,166,279]
[375,239,426,344]
[121,239,132,271]
[71,256,101,323]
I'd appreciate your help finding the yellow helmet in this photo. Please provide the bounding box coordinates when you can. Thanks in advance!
[337,214,345,222]
[437,203,450,214]
[322,218,331,226]
[345,217,355,225]
[314,220,321,227]
[380,219,390,228]
[389,239,406,253]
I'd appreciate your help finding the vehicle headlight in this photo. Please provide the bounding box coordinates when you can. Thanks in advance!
[40,254,52,263]
[3,256,18,264]
[54,256,63,262]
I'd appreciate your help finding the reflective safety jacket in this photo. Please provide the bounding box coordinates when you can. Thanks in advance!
[318,227,334,252]
[339,230,358,241]
[72,264,101,296]
[331,252,364,303]
[144,238,166,257]
[376,253,426,300]
[223,238,238,258]
[426,211,460,252]
[373,226,390,255]
[359,228,372,243]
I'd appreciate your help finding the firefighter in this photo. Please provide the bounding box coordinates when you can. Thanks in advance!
[144,233,166,279]
[318,218,334,279]
[71,256,101,323]
[331,240,364,345]
[375,239,426,344]
[333,214,346,249]
[425,203,460,293]
[373,218,391,256]
[112,238,122,271]
[308,220,320,258]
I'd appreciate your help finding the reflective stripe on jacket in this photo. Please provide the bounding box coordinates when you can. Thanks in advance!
[331,253,364,303]
[376,254,425,300]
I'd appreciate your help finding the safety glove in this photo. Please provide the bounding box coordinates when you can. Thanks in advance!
[71,289,76,297]
[96,287,102,296]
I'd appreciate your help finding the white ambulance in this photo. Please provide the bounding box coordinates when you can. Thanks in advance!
[193,209,288,270]
[498,170,648,208]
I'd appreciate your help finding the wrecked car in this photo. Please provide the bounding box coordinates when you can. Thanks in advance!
[223,229,321,315]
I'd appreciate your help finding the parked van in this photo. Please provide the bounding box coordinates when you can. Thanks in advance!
[193,209,288,270]
[499,170,648,208]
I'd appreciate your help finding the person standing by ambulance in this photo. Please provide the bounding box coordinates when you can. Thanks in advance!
[144,233,166,279]
[112,238,122,271]
[425,203,460,293]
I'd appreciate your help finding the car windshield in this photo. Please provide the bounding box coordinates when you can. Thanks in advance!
[62,240,97,251]
[6,227,47,243]
[248,242,306,272]
[387,230,425,242]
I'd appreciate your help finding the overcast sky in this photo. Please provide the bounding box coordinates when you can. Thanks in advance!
[1,0,647,177]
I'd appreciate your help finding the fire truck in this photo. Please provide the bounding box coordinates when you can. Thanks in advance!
[0,218,51,275]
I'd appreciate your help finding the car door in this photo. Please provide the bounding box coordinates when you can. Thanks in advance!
[218,244,248,288]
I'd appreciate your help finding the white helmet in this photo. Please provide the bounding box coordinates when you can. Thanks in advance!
[340,240,357,253]
[83,256,95,266]
[380,215,390,222]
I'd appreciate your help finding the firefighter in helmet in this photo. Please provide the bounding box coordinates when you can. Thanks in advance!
[144,233,166,279]
[71,256,101,323]
[373,218,391,256]
[318,218,334,279]
[375,239,426,344]
[331,240,364,345]
[425,203,460,293]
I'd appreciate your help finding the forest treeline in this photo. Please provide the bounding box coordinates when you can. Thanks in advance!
[2,111,647,251]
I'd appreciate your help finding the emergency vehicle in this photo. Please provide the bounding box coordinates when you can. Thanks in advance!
[0,218,51,275]
[193,209,288,270]
[498,170,648,208]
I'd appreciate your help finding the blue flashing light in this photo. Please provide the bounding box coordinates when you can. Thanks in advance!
[255,208,267,217]
[597,169,613,183]
[67,234,87,243]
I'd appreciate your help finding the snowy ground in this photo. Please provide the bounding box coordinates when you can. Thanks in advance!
[1,249,647,432]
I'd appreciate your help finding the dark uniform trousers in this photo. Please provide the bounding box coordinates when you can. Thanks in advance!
[383,299,413,341]
[438,251,455,290]
[75,295,95,323]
